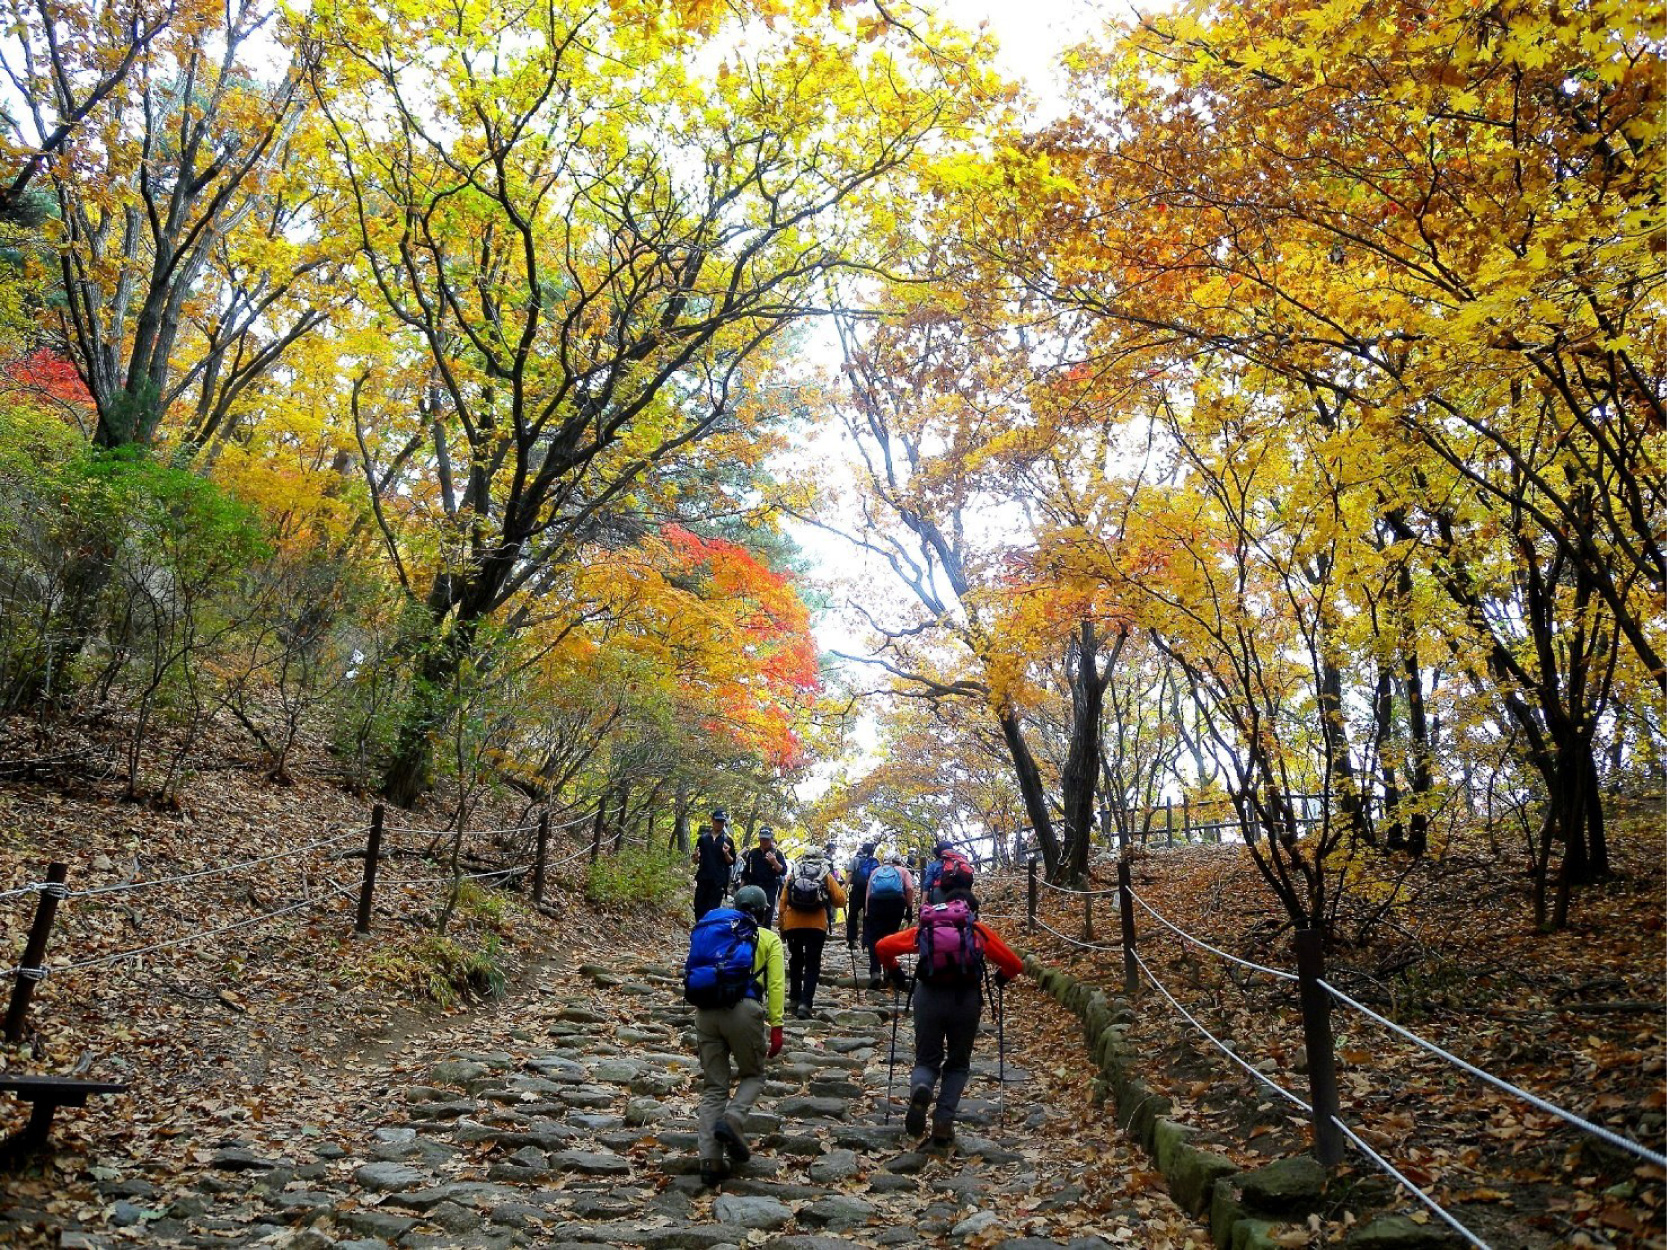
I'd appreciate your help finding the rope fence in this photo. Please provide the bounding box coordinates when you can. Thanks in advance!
[1329,1116,1491,1250]
[0,800,613,1041]
[1320,978,1667,1170]
[1127,886,1297,981]
[1129,946,1311,1111]
[67,829,361,900]
[1023,857,1659,1247]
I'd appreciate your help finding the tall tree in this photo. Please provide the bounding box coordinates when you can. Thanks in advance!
[311,0,1001,804]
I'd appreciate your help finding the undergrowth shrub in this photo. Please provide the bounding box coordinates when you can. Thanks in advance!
[586,845,685,911]
[365,933,507,1008]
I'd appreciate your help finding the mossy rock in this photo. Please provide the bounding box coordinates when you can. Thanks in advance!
[1346,1216,1462,1249]
[1210,1178,1247,1250]
[1153,1119,1194,1173]
[1231,1220,1279,1250]
[1239,1156,1327,1216]
[1166,1146,1246,1213]
[1118,1083,1171,1152]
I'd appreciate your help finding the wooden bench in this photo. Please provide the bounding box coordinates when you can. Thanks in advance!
[0,1075,128,1161]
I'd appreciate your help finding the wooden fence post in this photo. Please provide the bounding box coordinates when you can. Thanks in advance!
[1027,858,1037,935]
[1083,889,1094,943]
[1117,859,1138,997]
[532,812,550,905]
[1165,800,1174,846]
[5,862,67,1042]
[356,805,384,935]
[1294,927,1344,1166]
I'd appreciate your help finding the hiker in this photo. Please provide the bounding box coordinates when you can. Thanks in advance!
[922,841,973,904]
[862,850,914,989]
[845,841,879,949]
[778,845,847,1019]
[684,884,785,1187]
[690,810,737,921]
[876,885,1022,1149]
[739,826,788,923]
[823,840,844,929]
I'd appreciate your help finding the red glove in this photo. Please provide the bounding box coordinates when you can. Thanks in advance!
[768,1026,784,1057]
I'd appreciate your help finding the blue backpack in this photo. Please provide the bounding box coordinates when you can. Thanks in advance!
[683,907,761,1008]
[868,863,905,900]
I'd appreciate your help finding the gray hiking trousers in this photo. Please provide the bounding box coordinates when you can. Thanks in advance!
[909,978,983,1129]
[695,997,768,1163]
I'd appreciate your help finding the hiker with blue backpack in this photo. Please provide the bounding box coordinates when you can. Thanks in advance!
[861,851,914,990]
[683,884,786,1188]
[874,874,1022,1150]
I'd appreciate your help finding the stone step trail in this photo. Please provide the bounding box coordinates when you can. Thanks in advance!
[84,943,1166,1249]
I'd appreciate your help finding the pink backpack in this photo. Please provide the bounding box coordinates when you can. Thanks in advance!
[916,899,985,983]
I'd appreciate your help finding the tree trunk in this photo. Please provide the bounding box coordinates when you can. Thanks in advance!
[382,614,482,807]
[1372,663,1403,850]
[1061,622,1119,885]
[997,705,1060,879]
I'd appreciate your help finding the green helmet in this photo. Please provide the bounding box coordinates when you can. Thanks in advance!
[734,885,769,918]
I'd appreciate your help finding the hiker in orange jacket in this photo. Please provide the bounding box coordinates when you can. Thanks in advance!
[778,846,848,1018]
[875,886,1023,1148]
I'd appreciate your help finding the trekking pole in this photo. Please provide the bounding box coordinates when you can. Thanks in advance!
[886,976,900,1123]
[997,979,1007,1127]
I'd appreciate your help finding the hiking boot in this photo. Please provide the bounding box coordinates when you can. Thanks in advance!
[868,976,883,991]
[904,1086,931,1137]
[930,1124,955,1151]
[714,1119,751,1164]
[795,1002,812,1020]
[699,1159,727,1188]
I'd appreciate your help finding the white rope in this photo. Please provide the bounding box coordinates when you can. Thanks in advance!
[1131,948,1311,1111]
[69,830,363,900]
[1320,979,1667,1169]
[1132,948,1311,1110]
[1033,914,1128,954]
[379,821,535,838]
[0,882,48,904]
[385,861,536,888]
[64,883,353,972]
[546,842,597,869]
[1036,876,1123,898]
[1127,887,1298,981]
[1330,1115,1491,1248]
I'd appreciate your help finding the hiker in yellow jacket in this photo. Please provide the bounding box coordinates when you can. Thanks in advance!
[694,884,785,1188]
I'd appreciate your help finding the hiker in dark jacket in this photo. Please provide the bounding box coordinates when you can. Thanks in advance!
[861,851,914,989]
[845,841,878,948]
[876,888,1023,1148]
[691,810,736,920]
[738,826,788,921]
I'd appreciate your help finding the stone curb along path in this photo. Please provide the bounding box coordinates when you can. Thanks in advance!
[55,944,1203,1248]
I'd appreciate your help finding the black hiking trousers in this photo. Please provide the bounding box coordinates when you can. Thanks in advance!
[784,928,827,1010]
[693,879,726,921]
